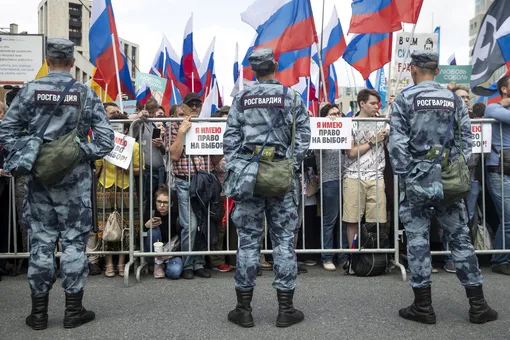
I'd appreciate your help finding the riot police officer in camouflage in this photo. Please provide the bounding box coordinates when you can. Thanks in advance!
[223,48,311,328]
[389,51,498,324]
[0,39,114,330]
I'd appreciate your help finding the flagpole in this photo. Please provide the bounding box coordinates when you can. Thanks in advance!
[344,62,357,112]
[306,77,310,112]
[318,0,327,102]
[111,33,124,113]
[192,71,195,93]
[239,64,244,92]
[392,24,417,96]
[105,84,108,102]
[315,42,328,103]
[222,85,225,105]
[171,80,178,105]
[99,87,103,103]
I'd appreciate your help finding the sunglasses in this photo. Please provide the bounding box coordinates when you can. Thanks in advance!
[187,102,202,108]
[156,200,169,206]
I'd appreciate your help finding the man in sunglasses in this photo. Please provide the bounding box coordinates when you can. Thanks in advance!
[169,93,213,280]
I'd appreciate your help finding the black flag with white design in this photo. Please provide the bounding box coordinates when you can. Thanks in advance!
[470,0,510,96]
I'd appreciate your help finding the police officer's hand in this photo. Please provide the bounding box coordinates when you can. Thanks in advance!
[500,98,510,108]
[178,116,192,135]
[0,169,11,177]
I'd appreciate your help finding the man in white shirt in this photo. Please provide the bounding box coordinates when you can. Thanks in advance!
[343,89,388,247]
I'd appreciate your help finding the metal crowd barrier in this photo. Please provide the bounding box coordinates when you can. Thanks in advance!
[1,117,508,288]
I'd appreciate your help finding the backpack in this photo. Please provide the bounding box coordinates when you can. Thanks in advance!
[350,223,390,277]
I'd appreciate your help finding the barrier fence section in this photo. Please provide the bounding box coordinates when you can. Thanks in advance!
[0,118,507,287]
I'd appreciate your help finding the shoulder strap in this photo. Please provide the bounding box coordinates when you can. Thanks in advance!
[251,86,289,161]
[36,79,77,139]
[435,95,459,164]
[289,88,298,158]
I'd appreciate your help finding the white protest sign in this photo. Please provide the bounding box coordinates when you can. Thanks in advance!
[104,132,136,170]
[471,123,491,154]
[309,118,353,149]
[185,122,226,155]
[395,33,438,81]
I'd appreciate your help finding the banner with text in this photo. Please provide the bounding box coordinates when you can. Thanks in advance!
[395,33,438,81]
[186,122,226,155]
[472,123,491,154]
[435,65,472,85]
[104,132,136,169]
[310,118,353,149]
[117,100,137,114]
[0,34,44,85]
[135,72,167,93]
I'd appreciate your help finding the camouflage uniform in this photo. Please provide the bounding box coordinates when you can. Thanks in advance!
[0,41,114,298]
[389,53,481,289]
[224,52,311,292]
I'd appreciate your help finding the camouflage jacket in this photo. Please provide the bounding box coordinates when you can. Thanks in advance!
[389,80,472,176]
[0,71,114,162]
[223,79,311,170]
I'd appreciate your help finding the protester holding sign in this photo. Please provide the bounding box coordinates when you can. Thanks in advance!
[95,114,143,278]
[169,93,213,280]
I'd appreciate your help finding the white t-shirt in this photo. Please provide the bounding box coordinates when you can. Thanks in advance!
[343,121,387,180]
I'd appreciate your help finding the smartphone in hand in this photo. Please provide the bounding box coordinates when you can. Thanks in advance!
[152,128,161,139]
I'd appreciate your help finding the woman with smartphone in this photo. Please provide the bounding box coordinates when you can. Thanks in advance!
[144,184,182,279]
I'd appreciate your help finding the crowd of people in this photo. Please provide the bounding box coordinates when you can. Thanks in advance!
[3,79,508,282]
[1,66,510,286]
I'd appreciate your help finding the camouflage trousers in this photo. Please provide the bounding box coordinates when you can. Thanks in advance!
[400,195,483,288]
[24,163,93,297]
[232,191,299,291]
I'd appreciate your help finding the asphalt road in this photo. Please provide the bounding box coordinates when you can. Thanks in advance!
[0,265,509,340]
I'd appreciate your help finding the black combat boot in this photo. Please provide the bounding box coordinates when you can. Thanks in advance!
[63,291,95,328]
[228,288,254,328]
[399,286,436,324]
[465,285,498,324]
[276,289,304,328]
[25,294,49,330]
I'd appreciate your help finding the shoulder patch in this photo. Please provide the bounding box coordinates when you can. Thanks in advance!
[242,95,285,109]
[413,97,455,112]
[34,91,81,106]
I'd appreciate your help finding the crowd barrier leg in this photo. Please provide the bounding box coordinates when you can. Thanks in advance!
[124,118,143,288]
[391,175,407,282]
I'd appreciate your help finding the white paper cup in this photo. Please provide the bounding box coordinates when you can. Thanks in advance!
[153,242,164,253]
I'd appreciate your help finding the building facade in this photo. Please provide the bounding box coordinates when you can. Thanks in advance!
[37,0,139,88]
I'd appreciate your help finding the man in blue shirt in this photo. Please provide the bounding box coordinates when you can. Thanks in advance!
[484,75,510,276]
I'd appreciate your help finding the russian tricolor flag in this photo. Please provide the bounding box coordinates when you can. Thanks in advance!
[325,64,338,103]
[395,0,424,24]
[200,76,221,118]
[180,14,202,93]
[199,37,216,99]
[150,38,165,76]
[448,53,457,65]
[89,0,125,85]
[348,0,402,34]
[342,33,393,80]
[315,6,346,68]
[276,46,312,86]
[292,77,318,115]
[241,0,318,57]
[136,83,152,105]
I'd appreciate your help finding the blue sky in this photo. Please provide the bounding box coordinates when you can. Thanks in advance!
[3,0,475,102]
